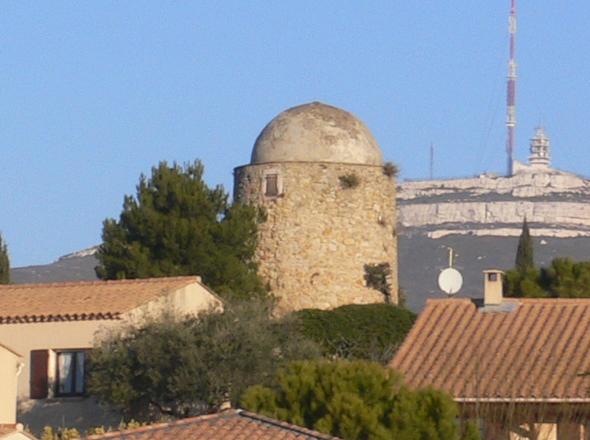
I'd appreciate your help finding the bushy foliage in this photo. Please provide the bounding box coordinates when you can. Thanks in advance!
[504,268,548,298]
[41,421,146,439]
[505,257,590,298]
[41,427,80,440]
[383,161,399,178]
[292,304,416,364]
[339,173,360,189]
[95,160,265,300]
[88,300,320,421]
[0,233,9,284]
[242,360,477,440]
[364,263,393,303]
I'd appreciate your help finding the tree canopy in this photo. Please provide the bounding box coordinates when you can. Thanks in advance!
[88,300,319,421]
[241,360,478,440]
[505,257,590,298]
[95,160,265,299]
[505,222,590,298]
[292,303,416,364]
[0,233,9,284]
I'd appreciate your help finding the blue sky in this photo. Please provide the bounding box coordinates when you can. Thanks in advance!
[2,1,590,266]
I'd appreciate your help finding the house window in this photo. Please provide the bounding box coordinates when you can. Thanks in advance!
[56,350,86,396]
[265,174,279,197]
[488,273,498,282]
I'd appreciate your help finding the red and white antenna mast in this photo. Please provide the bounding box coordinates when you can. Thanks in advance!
[506,0,517,175]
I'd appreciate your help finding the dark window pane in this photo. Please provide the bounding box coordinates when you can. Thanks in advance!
[56,350,86,396]
[58,352,74,394]
[75,352,85,394]
[265,174,278,196]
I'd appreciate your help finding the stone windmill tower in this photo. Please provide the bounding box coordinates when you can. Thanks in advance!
[233,102,398,314]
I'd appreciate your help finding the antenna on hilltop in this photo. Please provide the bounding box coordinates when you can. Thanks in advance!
[505,0,517,176]
[429,143,434,179]
[438,247,463,297]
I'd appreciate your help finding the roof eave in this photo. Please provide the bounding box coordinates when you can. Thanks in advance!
[457,397,590,403]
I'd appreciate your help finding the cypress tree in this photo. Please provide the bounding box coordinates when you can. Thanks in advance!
[515,217,534,273]
[0,233,10,284]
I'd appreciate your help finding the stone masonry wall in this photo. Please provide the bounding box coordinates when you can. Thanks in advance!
[234,162,397,314]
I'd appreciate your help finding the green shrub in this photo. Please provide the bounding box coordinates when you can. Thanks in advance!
[242,360,474,440]
[291,303,416,364]
[338,173,360,189]
[383,161,399,178]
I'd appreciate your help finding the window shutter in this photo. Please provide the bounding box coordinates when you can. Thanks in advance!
[30,349,49,399]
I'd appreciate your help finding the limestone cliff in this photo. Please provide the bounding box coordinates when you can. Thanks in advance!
[398,163,590,238]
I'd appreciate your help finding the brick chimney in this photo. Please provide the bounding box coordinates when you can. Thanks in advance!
[483,270,504,306]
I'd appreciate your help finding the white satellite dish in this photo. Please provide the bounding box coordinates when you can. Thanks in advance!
[438,267,463,296]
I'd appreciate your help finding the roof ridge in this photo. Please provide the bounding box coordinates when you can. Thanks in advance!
[426,298,590,305]
[517,297,590,303]
[86,410,340,439]
[86,411,238,439]
[237,410,338,439]
[426,298,472,304]
[86,416,208,439]
[0,276,200,290]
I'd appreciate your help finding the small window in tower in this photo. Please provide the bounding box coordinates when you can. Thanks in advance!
[265,174,279,197]
[488,273,498,282]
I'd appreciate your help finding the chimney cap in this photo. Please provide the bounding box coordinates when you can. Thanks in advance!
[483,269,505,274]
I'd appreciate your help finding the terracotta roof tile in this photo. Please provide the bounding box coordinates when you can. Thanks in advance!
[0,425,16,437]
[87,410,341,440]
[0,277,204,324]
[390,298,590,401]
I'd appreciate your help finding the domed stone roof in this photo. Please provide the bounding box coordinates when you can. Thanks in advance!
[251,102,383,165]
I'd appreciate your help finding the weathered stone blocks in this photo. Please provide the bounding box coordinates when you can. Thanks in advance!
[234,162,398,314]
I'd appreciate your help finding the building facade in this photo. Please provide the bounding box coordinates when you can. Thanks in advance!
[0,276,222,434]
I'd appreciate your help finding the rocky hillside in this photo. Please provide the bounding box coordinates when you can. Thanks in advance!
[10,248,99,284]
[11,234,590,312]
[399,166,590,238]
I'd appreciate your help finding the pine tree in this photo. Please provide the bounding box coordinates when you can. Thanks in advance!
[242,360,477,440]
[515,217,534,273]
[95,160,266,299]
[0,233,10,284]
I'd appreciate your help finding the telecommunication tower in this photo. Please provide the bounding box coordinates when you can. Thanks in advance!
[505,0,517,176]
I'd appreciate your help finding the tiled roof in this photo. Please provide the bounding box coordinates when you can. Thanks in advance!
[390,298,590,402]
[87,409,341,439]
[0,277,206,324]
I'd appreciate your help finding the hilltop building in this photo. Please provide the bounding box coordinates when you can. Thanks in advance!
[399,127,590,239]
[397,127,590,310]
[234,102,398,314]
